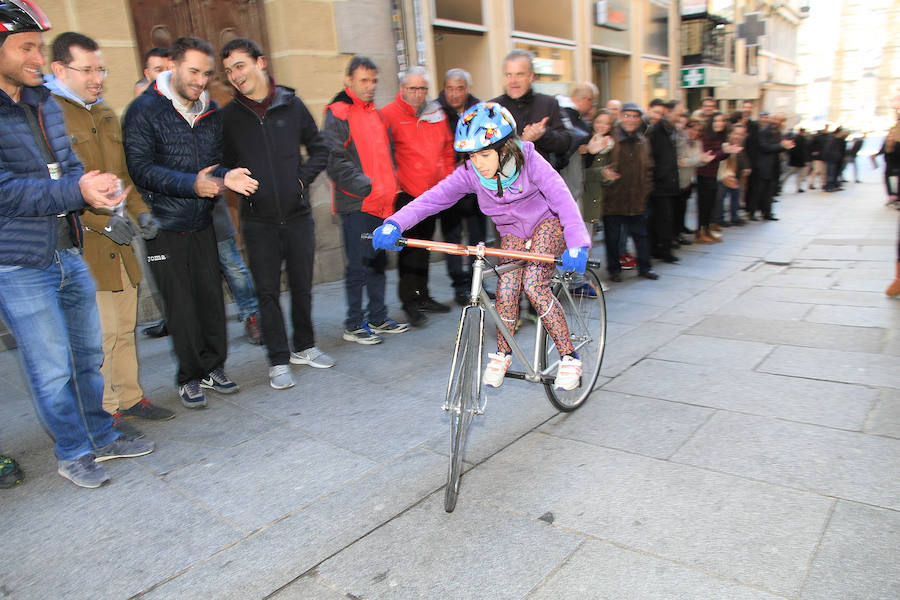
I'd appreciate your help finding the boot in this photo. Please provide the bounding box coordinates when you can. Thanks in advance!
[887,261,900,297]
[694,229,712,244]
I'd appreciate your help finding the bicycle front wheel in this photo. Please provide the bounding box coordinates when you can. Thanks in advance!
[444,306,484,512]
[540,268,606,412]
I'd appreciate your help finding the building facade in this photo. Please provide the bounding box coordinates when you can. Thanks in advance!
[401,0,682,107]
[680,0,807,117]
[797,0,900,131]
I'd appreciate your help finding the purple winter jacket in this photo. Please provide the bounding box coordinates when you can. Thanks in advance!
[388,141,591,250]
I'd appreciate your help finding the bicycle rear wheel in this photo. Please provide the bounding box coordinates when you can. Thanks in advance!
[444,306,484,512]
[540,268,606,412]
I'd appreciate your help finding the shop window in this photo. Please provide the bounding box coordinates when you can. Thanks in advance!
[643,60,670,103]
[434,0,482,25]
[644,1,669,57]
[514,42,574,97]
[513,0,573,41]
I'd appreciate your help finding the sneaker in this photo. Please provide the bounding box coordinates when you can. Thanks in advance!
[245,314,262,345]
[58,454,109,488]
[639,270,660,280]
[619,253,637,270]
[179,380,207,409]
[269,364,295,389]
[367,318,410,334]
[418,296,451,313]
[343,325,383,345]
[571,283,598,298]
[119,398,175,421]
[554,355,582,391]
[483,352,512,388]
[290,347,335,369]
[113,420,144,440]
[0,455,24,489]
[200,367,240,394]
[94,437,155,462]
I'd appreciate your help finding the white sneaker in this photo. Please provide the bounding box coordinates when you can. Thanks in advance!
[554,355,582,391]
[483,353,512,388]
[290,346,335,368]
[269,364,295,390]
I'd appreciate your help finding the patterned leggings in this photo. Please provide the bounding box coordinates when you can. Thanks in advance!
[495,218,574,357]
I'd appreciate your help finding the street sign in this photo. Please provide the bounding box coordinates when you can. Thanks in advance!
[682,67,705,87]
[681,66,731,88]
[738,12,766,47]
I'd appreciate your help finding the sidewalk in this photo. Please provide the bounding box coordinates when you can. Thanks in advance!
[1,173,898,600]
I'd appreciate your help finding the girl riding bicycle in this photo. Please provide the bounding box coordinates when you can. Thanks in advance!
[372,102,591,391]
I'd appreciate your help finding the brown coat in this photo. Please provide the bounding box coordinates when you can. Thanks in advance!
[603,126,652,216]
[53,95,147,291]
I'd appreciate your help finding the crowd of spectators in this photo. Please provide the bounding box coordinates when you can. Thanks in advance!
[0,0,897,490]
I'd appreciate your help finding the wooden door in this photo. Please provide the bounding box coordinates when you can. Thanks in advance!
[128,0,270,107]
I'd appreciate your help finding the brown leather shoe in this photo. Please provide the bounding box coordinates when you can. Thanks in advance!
[887,261,900,297]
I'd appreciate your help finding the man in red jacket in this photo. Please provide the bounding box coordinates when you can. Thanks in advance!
[323,56,408,345]
[380,66,456,326]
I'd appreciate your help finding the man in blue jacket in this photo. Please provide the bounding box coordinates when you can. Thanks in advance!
[123,36,258,409]
[0,0,154,488]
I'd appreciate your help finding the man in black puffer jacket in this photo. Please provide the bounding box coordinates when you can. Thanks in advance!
[220,38,329,391]
[123,36,258,409]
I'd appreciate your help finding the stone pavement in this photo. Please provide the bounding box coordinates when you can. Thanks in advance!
[1,173,899,600]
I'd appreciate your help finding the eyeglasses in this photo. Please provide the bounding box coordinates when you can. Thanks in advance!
[65,65,109,78]
[405,86,428,93]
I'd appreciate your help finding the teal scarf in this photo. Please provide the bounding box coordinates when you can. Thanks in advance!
[473,143,522,196]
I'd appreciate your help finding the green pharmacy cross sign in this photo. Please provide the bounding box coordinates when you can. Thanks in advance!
[682,67,705,88]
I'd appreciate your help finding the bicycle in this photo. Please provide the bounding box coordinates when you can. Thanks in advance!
[365,235,607,512]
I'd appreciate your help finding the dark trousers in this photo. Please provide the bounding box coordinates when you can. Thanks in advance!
[673,185,692,238]
[696,175,718,229]
[748,175,774,217]
[340,211,387,330]
[146,226,227,385]
[439,193,487,293]
[648,193,675,257]
[825,160,841,190]
[602,214,651,275]
[242,216,315,366]
[396,191,436,306]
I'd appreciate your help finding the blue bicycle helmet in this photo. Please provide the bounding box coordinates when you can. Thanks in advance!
[454,102,517,153]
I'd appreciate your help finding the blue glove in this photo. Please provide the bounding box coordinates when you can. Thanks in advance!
[372,219,402,251]
[561,247,588,274]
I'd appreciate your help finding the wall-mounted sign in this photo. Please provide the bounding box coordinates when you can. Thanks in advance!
[681,66,731,88]
[595,0,628,31]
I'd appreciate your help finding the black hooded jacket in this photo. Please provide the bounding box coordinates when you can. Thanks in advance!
[221,85,327,224]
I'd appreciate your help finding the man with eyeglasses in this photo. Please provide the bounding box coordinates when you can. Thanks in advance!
[45,30,175,440]
[0,0,155,488]
[379,66,456,327]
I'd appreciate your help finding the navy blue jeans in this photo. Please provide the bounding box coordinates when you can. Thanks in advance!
[720,183,742,223]
[0,249,116,460]
[340,212,387,330]
[602,214,651,275]
[217,237,259,323]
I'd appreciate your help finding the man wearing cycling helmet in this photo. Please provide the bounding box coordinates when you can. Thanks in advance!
[0,0,154,488]
[372,102,591,391]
